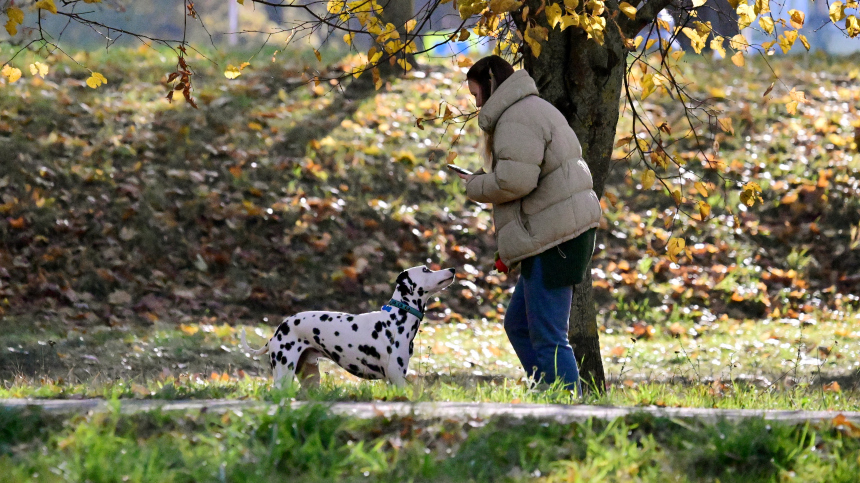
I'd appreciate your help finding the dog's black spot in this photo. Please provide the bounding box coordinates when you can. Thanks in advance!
[352,324,358,332]
[313,335,321,345]
[277,334,282,341]
[347,316,354,322]
[374,321,384,332]
[397,357,404,367]
[280,344,285,349]
[390,314,397,320]
[320,314,329,321]
[330,352,340,363]
[346,364,360,375]
[282,325,290,336]
[277,350,283,359]
[418,287,425,296]
[395,272,415,297]
[398,326,405,334]
[358,344,381,359]
[385,330,393,341]
[371,331,378,339]
[348,344,353,348]
[409,341,414,356]
[395,341,400,348]
[285,341,295,351]
[287,362,295,370]
[387,346,392,354]
[294,320,300,326]
[334,331,339,336]
[313,328,320,335]
[334,345,343,352]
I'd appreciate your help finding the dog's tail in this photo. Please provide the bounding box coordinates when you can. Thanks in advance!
[240,328,269,356]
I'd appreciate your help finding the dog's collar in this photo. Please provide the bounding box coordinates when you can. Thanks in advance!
[383,299,424,320]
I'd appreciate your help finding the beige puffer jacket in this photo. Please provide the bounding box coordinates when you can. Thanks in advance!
[465,70,602,266]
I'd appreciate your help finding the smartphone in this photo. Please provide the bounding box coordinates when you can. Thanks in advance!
[446,164,474,176]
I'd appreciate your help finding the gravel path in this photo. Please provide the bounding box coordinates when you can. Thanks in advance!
[3,398,858,424]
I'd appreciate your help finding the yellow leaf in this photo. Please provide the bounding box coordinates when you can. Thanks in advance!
[343,32,355,45]
[34,0,58,14]
[788,9,805,29]
[633,36,643,49]
[524,24,546,58]
[546,3,564,28]
[237,0,244,4]
[29,62,49,78]
[446,151,458,163]
[224,64,241,79]
[179,324,199,335]
[314,49,322,62]
[564,0,579,8]
[85,72,107,88]
[372,67,383,90]
[729,33,748,51]
[619,2,637,19]
[7,6,24,24]
[636,138,649,152]
[759,16,774,35]
[239,62,250,70]
[736,3,756,30]
[682,27,706,54]
[788,87,808,104]
[692,0,706,7]
[694,181,709,197]
[717,117,734,135]
[847,15,860,38]
[327,0,345,14]
[731,50,745,67]
[1,65,22,83]
[458,28,470,41]
[762,39,776,51]
[671,49,685,61]
[667,237,685,263]
[5,19,17,36]
[786,100,799,114]
[457,56,474,67]
[698,201,711,220]
[778,30,797,54]
[798,34,810,50]
[641,73,656,99]
[740,181,762,207]
[709,36,725,57]
[753,0,770,15]
[558,14,578,30]
[405,19,417,33]
[830,2,846,23]
[645,38,657,50]
[397,58,412,71]
[641,169,656,190]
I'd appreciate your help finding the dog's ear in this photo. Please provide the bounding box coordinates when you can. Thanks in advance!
[395,272,415,297]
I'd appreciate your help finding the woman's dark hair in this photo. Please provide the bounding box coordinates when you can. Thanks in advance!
[466,55,515,107]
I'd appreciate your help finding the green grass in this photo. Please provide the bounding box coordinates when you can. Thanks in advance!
[2,403,859,482]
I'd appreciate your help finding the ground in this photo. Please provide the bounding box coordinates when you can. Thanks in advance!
[1,46,860,481]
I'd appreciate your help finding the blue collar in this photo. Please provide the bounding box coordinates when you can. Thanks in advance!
[383,299,424,320]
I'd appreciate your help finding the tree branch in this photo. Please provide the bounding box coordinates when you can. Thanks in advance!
[620,0,676,38]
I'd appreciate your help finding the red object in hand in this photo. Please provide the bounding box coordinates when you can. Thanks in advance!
[495,257,509,273]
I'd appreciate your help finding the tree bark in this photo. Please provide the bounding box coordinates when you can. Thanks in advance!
[517,2,630,393]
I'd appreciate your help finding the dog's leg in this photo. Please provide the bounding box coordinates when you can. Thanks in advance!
[272,349,302,389]
[386,370,408,388]
[296,349,322,389]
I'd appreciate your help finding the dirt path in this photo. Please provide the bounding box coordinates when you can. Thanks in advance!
[3,398,858,424]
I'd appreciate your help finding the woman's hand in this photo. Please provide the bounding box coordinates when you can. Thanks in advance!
[456,172,474,182]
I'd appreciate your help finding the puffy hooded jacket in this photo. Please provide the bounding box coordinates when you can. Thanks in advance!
[465,69,602,266]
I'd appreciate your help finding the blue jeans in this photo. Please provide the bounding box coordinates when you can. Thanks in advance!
[504,255,582,395]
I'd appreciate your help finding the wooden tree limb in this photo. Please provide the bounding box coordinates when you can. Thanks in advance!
[619,0,677,38]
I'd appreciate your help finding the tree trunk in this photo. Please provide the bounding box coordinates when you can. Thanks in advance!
[517,2,629,393]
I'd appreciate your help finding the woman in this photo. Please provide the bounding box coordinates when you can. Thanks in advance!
[457,56,602,394]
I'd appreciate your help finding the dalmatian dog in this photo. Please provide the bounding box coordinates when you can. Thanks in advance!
[240,265,456,388]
